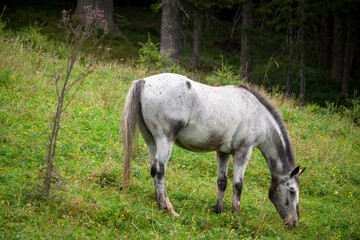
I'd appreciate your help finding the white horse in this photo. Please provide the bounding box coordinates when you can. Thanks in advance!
[120,73,305,229]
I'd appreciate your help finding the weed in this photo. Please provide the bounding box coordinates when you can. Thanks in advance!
[40,6,109,198]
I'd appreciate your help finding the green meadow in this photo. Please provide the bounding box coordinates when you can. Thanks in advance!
[1,13,360,240]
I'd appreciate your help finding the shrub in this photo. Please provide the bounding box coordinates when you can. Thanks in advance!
[207,56,241,86]
[138,35,182,73]
[0,7,6,37]
[344,90,360,125]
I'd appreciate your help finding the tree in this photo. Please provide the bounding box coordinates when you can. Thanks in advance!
[298,0,306,106]
[342,18,353,96]
[190,8,202,67]
[331,15,345,82]
[285,28,294,98]
[159,0,182,64]
[74,0,129,41]
[184,0,238,68]
[240,0,253,83]
[317,14,331,69]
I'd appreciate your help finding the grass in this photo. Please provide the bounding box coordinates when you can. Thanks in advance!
[1,22,360,239]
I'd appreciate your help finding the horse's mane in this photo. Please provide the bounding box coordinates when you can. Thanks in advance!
[238,85,296,169]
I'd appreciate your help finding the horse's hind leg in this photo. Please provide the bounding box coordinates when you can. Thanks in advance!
[215,152,230,213]
[232,146,252,213]
[151,137,178,216]
[139,118,156,165]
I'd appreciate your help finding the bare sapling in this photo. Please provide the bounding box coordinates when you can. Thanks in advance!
[42,6,109,198]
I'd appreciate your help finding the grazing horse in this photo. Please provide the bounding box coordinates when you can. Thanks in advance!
[120,73,305,229]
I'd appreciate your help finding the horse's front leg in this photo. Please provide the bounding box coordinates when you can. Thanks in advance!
[215,152,230,213]
[150,138,179,216]
[232,146,252,213]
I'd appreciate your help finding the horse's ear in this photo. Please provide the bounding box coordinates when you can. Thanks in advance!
[290,166,306,178]
[298,167,306,176]
[290,166,300,178]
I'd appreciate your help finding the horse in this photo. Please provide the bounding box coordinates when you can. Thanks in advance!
[120,73,305,229]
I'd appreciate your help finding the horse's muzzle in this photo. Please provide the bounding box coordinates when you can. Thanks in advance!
[284,220,298,229]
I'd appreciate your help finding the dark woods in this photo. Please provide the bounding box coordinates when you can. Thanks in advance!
[2,0,360,106]
[90,0,360,106]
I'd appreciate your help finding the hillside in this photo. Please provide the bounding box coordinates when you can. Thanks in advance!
[0,21,360,239]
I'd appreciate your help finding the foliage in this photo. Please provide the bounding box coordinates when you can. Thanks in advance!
[207,55,241,86]
[344,90,360,125]
[137,34,183,74]
[137,34,163,71]
[326,90,360,125]
[0,7,6,36]
[19,23,54,53]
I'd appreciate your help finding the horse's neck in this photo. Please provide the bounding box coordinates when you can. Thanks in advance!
[258,125,294,179]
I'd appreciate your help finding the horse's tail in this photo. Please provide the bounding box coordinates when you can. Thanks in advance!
[120,79,145,191]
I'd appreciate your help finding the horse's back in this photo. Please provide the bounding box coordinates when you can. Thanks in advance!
[140,73,268,153]
[140,73,195,140]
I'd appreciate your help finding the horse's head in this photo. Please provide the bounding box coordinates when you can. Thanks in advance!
[269,166,306,229]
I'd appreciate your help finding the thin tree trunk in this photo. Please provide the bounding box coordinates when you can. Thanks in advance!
[286,69,293,98]
[240,0,253,83]
[160,0,182,64]
[75,0,87,16]
[299,1,305,107]
[342,19,352,96]
[318,14,331,68]
[299,52,305,107]
[286,24,294,98]
[190,9,202,68]
[331,15,345,81]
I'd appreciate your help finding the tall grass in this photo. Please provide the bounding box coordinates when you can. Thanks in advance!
[0,24,359,239]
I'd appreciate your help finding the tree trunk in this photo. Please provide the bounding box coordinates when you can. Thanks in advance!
[299,51,305,107]
[318,14,331,68]
[74,0,125,38]
[190,9,202,68]
[342,19,353,96]
[74,0,87,16]
[331,15,345,81]
[160,0,182,64]
[285,69,293,98]
[299,1,305,107]
[240,0,253,83]
[286,24,294,98]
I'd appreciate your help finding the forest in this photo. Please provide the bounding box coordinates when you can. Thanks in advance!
[2,0,360,106]
[0,0,359,239]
